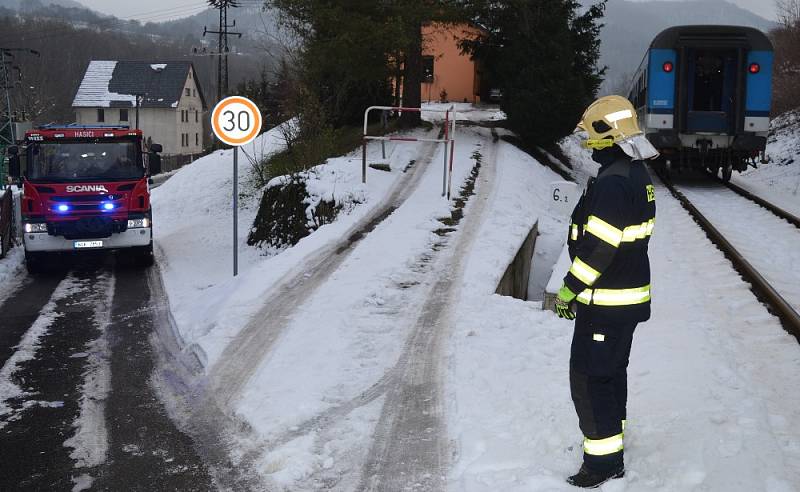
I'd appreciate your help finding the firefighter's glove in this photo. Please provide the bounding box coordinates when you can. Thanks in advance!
[556,284,577,320]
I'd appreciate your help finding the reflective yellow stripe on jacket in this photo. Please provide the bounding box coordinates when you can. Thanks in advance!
[576,285,651,306]
[584,215,655,247]
[569,257,600,286]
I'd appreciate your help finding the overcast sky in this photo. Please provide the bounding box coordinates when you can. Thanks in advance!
[79,0,777,22]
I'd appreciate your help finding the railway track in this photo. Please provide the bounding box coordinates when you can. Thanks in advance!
[658,171,800,341]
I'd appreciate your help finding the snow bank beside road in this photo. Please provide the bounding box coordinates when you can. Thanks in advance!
[153,124,440,369]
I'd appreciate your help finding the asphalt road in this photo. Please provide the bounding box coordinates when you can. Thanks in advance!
[0,254,214,491]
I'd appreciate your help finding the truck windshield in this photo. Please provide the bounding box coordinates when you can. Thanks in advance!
[26,141,142,182]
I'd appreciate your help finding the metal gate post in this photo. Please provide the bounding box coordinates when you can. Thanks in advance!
[362,138,367,184]
[442,109,449,196]
[446,111,456,199]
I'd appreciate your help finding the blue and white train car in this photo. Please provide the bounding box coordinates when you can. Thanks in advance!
[628,25,773,181]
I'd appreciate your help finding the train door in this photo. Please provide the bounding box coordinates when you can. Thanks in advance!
[682,48,740,134]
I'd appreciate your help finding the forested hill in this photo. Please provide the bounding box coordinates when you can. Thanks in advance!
[601,0,775,93]
[0,2,278,124]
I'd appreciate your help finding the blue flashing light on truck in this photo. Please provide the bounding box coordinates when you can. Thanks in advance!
[7,125,162,273]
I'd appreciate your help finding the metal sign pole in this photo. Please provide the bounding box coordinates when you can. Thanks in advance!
[233,147,238,276]
[211,96,262,277]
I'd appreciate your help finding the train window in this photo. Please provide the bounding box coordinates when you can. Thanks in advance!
[692,51,731,112]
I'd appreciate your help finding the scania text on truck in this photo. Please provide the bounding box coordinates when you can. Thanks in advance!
[7,125,162,273]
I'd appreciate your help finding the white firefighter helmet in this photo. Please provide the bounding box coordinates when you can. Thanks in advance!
[577,95,659,160]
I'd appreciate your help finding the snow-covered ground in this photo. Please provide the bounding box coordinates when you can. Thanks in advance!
[677,181,800,312]
[446,137,800,491]
[733,109,800,217]
[422,101,507,122]
[152,104,800,490]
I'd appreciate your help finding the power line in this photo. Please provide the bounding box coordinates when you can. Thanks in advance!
[203,0,242,102]
[117,2,208,21]
[0,3,211,45]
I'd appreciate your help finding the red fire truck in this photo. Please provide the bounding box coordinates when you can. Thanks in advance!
[8,125,162,273]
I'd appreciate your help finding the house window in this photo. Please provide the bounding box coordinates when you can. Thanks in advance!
[193,89,196,97]
[120,108,128,121]
[195,133,199,146]
[97,108,105,122]
[186,88,191,97]
[188,70,192,79]
[423,56,434,83]
[195,110,198,123]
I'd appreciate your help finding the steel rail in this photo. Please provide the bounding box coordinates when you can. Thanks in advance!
[717,177,800,229]
[659,173,800,341]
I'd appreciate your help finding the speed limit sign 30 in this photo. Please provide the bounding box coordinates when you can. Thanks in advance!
[212,96,263,146]
[212,95,263,278]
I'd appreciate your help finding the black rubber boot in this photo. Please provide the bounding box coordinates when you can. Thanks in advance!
[566,464,625,488]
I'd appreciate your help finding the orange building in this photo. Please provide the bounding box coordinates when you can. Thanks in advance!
[421,23,485,104]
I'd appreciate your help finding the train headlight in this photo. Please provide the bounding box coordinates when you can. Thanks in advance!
[748,63,760,74]
[662,61,674,73]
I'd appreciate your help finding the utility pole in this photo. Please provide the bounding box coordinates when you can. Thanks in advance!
[0,47,36,188]
[0,48,39,146]
[203,0,242,103]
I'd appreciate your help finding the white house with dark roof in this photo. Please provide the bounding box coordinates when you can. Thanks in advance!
[72,60,206,156]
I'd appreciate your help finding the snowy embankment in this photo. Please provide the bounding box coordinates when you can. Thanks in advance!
[733,109,800,217]
[153,123,449,368]
[446,136,800,490]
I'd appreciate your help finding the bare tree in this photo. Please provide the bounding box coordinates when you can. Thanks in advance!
[776,0,800,27]
[772,0,800,113]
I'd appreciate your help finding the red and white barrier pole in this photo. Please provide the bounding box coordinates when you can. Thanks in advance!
[361,105,456,191]
[442,109,450,197]
[447,118,455,200]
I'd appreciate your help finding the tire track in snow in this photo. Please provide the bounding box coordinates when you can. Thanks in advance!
[356,128,498,491]
[207,135,441,410]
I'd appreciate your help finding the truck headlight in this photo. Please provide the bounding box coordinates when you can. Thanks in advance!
[127,218,151,229]
[24,223,47,233]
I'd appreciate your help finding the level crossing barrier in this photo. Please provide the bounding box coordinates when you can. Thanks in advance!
[362,105,457,198]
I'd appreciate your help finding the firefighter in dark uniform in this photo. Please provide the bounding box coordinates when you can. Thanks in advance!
[556,95,658,488]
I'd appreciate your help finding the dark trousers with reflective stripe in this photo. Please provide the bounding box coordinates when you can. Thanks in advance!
[569,317,637,471]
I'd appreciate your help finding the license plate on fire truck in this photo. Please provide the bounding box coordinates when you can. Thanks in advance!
[74,240,104,249]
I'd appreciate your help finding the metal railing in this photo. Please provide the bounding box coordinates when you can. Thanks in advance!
[362,105,457,198]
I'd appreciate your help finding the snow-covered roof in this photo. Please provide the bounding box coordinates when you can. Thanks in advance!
[71,61,135,109]
[72,60,206,109]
